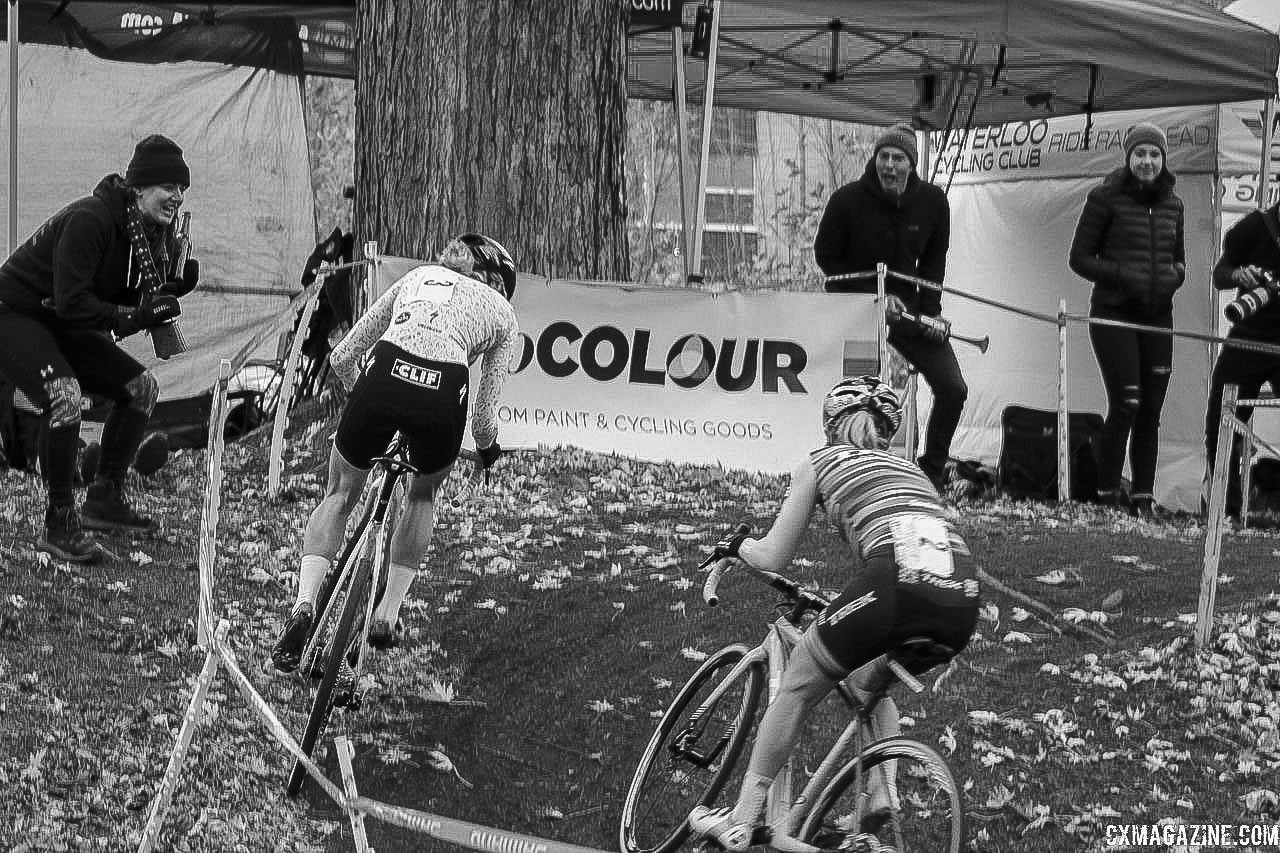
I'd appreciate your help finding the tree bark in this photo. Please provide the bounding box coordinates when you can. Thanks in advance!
[355,0,630,282]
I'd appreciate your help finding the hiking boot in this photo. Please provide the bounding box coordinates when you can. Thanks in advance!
[687,806,753,852]
[82,479,154,531]
[916,457,949,495]
[368,617,404,650]
[272,602,314,673]
[39,505,102,564]
[1128,495,1165,521]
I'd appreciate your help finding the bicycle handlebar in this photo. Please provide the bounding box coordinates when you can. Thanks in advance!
[701,523,751,606]
[701,522,831,615]
[449,445,537,509]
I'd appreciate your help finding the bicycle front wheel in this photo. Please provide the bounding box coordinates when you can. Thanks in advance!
[797,736,963,853]
[619,644,765,853]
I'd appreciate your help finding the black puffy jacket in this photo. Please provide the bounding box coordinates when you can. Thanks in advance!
[1069,167,1185,317]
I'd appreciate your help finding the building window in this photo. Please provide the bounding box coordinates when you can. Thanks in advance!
[711,109,758,157]
[704,190,755,225]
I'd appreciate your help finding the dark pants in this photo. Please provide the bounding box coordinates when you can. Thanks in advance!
[887,326,968,479]
[1205,330,1280,514]
[0,307,145,507]
[1088,305,1173,496]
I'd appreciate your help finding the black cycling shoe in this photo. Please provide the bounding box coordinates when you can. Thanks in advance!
[368,618,404,650]
[271,602,314,673]
[331,656,359,709]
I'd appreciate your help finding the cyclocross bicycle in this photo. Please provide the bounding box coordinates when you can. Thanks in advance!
[285,436,524,796]
[619,524,964,853]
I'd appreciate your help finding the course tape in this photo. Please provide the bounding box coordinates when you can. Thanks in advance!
[209,632,350,806]
[350,797,612,853]
[825,268,1280,356]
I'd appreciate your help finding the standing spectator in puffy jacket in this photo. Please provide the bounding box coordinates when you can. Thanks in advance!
[815,123,963,491]
[1069,122,1185,517]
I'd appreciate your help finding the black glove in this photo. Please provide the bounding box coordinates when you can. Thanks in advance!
[159,258,200,299]
[712,527,748,560]
[477,442,503,471]
[114,294,181,338]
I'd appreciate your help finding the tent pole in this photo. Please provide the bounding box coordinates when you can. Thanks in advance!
[689,0,721,285]
[1257,96,1275,211]
[671,25,693,283]
[7,0,17,256]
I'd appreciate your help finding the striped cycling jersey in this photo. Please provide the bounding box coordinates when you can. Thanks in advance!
[809,445,969,560]
[330,264,519,448]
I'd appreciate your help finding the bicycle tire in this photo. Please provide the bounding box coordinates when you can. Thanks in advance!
[797,736,963,853]
[619,644,765,853]
[286,536,376,797]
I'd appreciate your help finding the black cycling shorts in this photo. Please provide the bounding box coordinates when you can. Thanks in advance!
[813,548,979,677]
[334,342,468,474]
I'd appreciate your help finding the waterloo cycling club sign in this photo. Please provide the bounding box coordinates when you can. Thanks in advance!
[478,281,877,473]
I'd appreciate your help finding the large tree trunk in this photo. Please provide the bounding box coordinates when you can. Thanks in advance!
[354,1,629,282]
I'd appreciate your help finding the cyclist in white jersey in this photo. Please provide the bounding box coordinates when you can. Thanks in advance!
[272,234,519,671]
[689,376,980,851]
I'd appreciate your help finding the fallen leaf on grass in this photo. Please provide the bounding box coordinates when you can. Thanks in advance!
[426,747,473,789]
[1032,568,1082,587]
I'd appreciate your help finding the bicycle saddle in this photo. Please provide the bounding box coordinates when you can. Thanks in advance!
[889,636,956,674]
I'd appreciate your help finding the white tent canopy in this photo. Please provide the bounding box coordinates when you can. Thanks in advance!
[628,0,1279,128]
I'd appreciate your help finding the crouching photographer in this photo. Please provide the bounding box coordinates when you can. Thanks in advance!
[1205,201,1280,521]
[0,134,197,562]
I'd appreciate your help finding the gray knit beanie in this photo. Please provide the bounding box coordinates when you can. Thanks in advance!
[873,123,918,168]
[1124,122,1167,160]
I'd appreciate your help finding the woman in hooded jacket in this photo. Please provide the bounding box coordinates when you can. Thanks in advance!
[1069,122,1185,518]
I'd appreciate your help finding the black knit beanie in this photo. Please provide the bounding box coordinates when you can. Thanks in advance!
[125,134,190,189]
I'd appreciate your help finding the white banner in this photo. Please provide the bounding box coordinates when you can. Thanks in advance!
[931,106,1218,185]
[482,280,878,473]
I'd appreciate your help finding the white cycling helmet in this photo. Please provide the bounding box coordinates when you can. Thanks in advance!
[822,376,903,443]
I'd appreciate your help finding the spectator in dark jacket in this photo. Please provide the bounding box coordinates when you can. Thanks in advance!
[815,123,963,489]
[1204,202,1280,520]
[1069,122,1185,517]
[0,135,199,562]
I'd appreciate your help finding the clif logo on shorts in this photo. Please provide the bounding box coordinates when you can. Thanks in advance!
[391,359,441,389]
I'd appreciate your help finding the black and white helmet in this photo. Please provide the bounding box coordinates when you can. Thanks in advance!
[822,376,902,442]
[458,233,517,300]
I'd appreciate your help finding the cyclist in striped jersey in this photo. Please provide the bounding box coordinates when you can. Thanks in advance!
[690,375,980,851]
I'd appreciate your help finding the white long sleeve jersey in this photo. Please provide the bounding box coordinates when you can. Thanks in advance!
[329,264,520,448]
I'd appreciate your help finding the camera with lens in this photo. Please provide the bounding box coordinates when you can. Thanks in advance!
[1224,268,1279,324]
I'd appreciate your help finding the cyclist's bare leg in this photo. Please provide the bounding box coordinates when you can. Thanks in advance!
[374,464,452,625]
[849,657,901,813]
[734,630,841,827]
[296,445,369,608]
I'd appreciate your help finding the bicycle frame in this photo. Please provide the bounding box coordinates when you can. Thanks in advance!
[687,614,878,850]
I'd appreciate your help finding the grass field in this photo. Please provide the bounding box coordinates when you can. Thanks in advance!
[1,425,1278,853]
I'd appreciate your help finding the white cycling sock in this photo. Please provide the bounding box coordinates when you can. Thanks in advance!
[373,563,417,624]
[295,554,331,609]
[731,770,772,827]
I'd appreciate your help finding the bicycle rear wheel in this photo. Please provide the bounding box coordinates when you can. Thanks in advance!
[286,532,376,797]
[797,737,963,853]
[619,645,765,853]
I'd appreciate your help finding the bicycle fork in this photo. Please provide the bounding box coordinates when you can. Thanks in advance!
[669,645,766,769]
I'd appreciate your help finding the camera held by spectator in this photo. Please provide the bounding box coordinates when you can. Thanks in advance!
[1224,266,1279,324]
